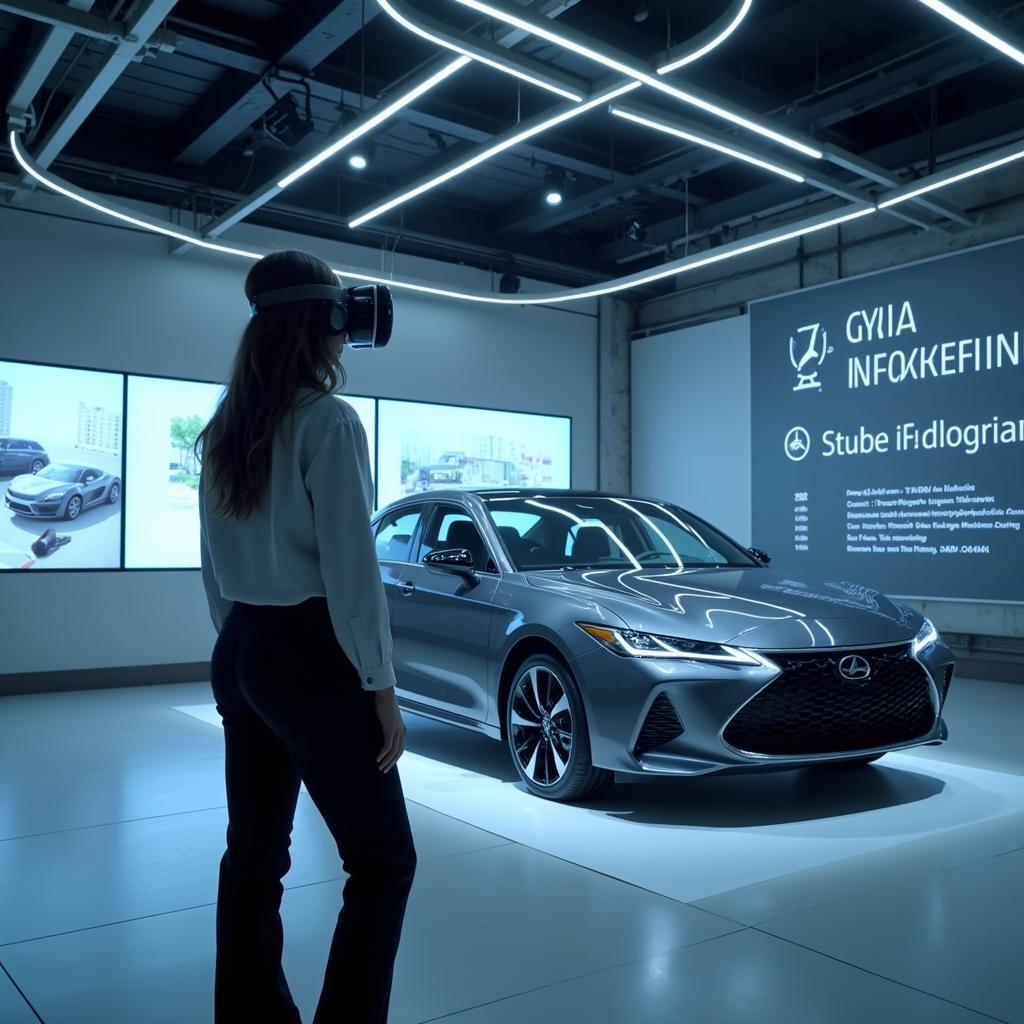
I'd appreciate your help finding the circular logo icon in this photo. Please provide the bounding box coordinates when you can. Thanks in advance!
[784,426,811,462]
[838,654,872,681]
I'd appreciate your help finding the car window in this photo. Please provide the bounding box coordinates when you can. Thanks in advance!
[490,510,541,537]
[374,508,421,563]
[419,505,493,571]
[564,520,624,557]
[83,470,98,483]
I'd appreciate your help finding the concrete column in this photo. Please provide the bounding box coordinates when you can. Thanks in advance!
[597,295,633,493]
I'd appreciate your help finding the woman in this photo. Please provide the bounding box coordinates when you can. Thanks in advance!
[197,249,416,1024]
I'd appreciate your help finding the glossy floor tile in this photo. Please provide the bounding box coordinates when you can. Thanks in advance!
[431,929,999,1024]
[1,842,736,1024]
[695,809,1024,925]
[0,755,225,840]
[0,965,39,1024]
[0,683,218,781]
[0,795,509,946]
[762,847,1024,1023]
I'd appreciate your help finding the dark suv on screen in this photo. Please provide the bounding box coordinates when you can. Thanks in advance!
[0,438,50,476]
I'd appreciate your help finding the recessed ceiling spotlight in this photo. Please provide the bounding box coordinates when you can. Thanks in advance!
[348,153,369,170]
[633,1,649,23]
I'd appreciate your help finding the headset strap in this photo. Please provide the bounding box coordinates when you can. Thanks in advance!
[250,283,345,312]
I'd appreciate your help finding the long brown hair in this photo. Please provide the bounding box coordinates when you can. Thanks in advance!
[197,250,346,519]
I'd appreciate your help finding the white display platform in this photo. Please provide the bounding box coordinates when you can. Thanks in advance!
[173,703,1024,904]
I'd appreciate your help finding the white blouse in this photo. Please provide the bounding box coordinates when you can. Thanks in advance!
[199,388,395,691]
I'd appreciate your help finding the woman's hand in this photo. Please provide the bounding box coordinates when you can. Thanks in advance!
[374,687,407,773]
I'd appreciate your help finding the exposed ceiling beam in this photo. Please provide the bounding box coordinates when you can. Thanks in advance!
[5,0,96,125]
[599,98,1024,265]
[0,0,124,41]
[169,0,592,255]
[12,0,178,183]
[503,18,1011,240]
[173,0,376,166]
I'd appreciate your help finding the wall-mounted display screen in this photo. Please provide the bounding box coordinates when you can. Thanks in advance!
[376,399,571,509]
[124,375,224,569]
[750,237,1024,602]
[0,359,124,570]
[125,379,377,569]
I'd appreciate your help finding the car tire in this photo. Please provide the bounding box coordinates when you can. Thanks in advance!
[30,460,44,473]
[108,482,121,504]
[505,653,612,802]
[64,495,82,520]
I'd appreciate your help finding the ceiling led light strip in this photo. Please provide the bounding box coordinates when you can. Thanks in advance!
[445,0,823,159]
[879,144,1024,208]
[913,0,1024,66]
[610,107,806,184]
[348,82,640,228]
[657,0,753,74]
[12,131,1024,305]
[278,57,471,189]
[376,0,583,100]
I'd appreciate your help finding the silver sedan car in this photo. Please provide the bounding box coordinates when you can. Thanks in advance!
[372,490,955,802]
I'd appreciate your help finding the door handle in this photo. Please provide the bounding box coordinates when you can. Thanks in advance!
[398,581,416,597]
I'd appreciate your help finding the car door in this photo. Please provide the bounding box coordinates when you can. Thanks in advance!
[373,504,426,616]
[7,440,29,474]
[389,502,498,721]
[79,469,106,507]
[0,440,11,476]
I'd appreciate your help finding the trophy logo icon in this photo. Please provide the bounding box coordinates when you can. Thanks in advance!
[789,323,829,391]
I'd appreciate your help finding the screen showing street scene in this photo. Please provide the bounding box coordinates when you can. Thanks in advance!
[376,400,571,509]
[0,360,124,571]
[125,378,377,568]
[124,375,224,569]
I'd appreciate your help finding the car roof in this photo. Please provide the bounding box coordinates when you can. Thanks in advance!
[375,488,644,515]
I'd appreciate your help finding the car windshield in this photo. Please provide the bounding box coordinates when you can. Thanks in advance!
[486,495,760,571]
[35,465,81,483]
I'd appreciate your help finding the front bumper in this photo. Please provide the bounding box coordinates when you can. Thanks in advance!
[573,638,955,776]
[5,494,63,517]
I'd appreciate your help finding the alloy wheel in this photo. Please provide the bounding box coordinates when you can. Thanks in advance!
[510,665,574,787]
[66,496,81,519]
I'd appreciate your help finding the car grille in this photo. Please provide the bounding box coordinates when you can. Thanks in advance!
[723,644,935,757]
[634,693,684,755]
[6,498,33,513]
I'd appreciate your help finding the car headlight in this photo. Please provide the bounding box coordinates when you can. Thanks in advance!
[39,492,63,502]
[578,623,768,666]
[912,617,939,656]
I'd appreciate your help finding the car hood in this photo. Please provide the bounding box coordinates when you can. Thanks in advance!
[9,475,69,496]
[524,567,922,649]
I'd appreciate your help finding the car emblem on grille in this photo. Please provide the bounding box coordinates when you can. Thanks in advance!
[838,654,872,681]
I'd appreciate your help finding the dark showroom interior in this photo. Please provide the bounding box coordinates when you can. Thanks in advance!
[3,0,1024,1021]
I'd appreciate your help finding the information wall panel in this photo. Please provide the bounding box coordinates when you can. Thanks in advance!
[376,400,571,510]
[125,380,377,569]
[750,238,1024,602]
[0,359,124,570]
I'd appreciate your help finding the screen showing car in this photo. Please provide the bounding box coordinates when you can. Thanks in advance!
[124,376,377,568]
[376,400,571,509]
[0,359,124,570]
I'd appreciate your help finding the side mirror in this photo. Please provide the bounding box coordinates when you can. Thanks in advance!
[749,547,772,565]
[424,548,476,571]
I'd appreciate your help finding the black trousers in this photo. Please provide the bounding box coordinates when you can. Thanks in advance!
[210,597,417,1024]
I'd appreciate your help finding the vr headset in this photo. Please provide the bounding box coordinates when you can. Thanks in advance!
[249,282,393,348]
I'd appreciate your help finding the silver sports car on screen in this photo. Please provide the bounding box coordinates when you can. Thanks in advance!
[5,463,122,520]
[372,490,955,802]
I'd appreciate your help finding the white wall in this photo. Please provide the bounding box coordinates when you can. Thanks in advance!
[0,195,598,675]
[631,316,751,545]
